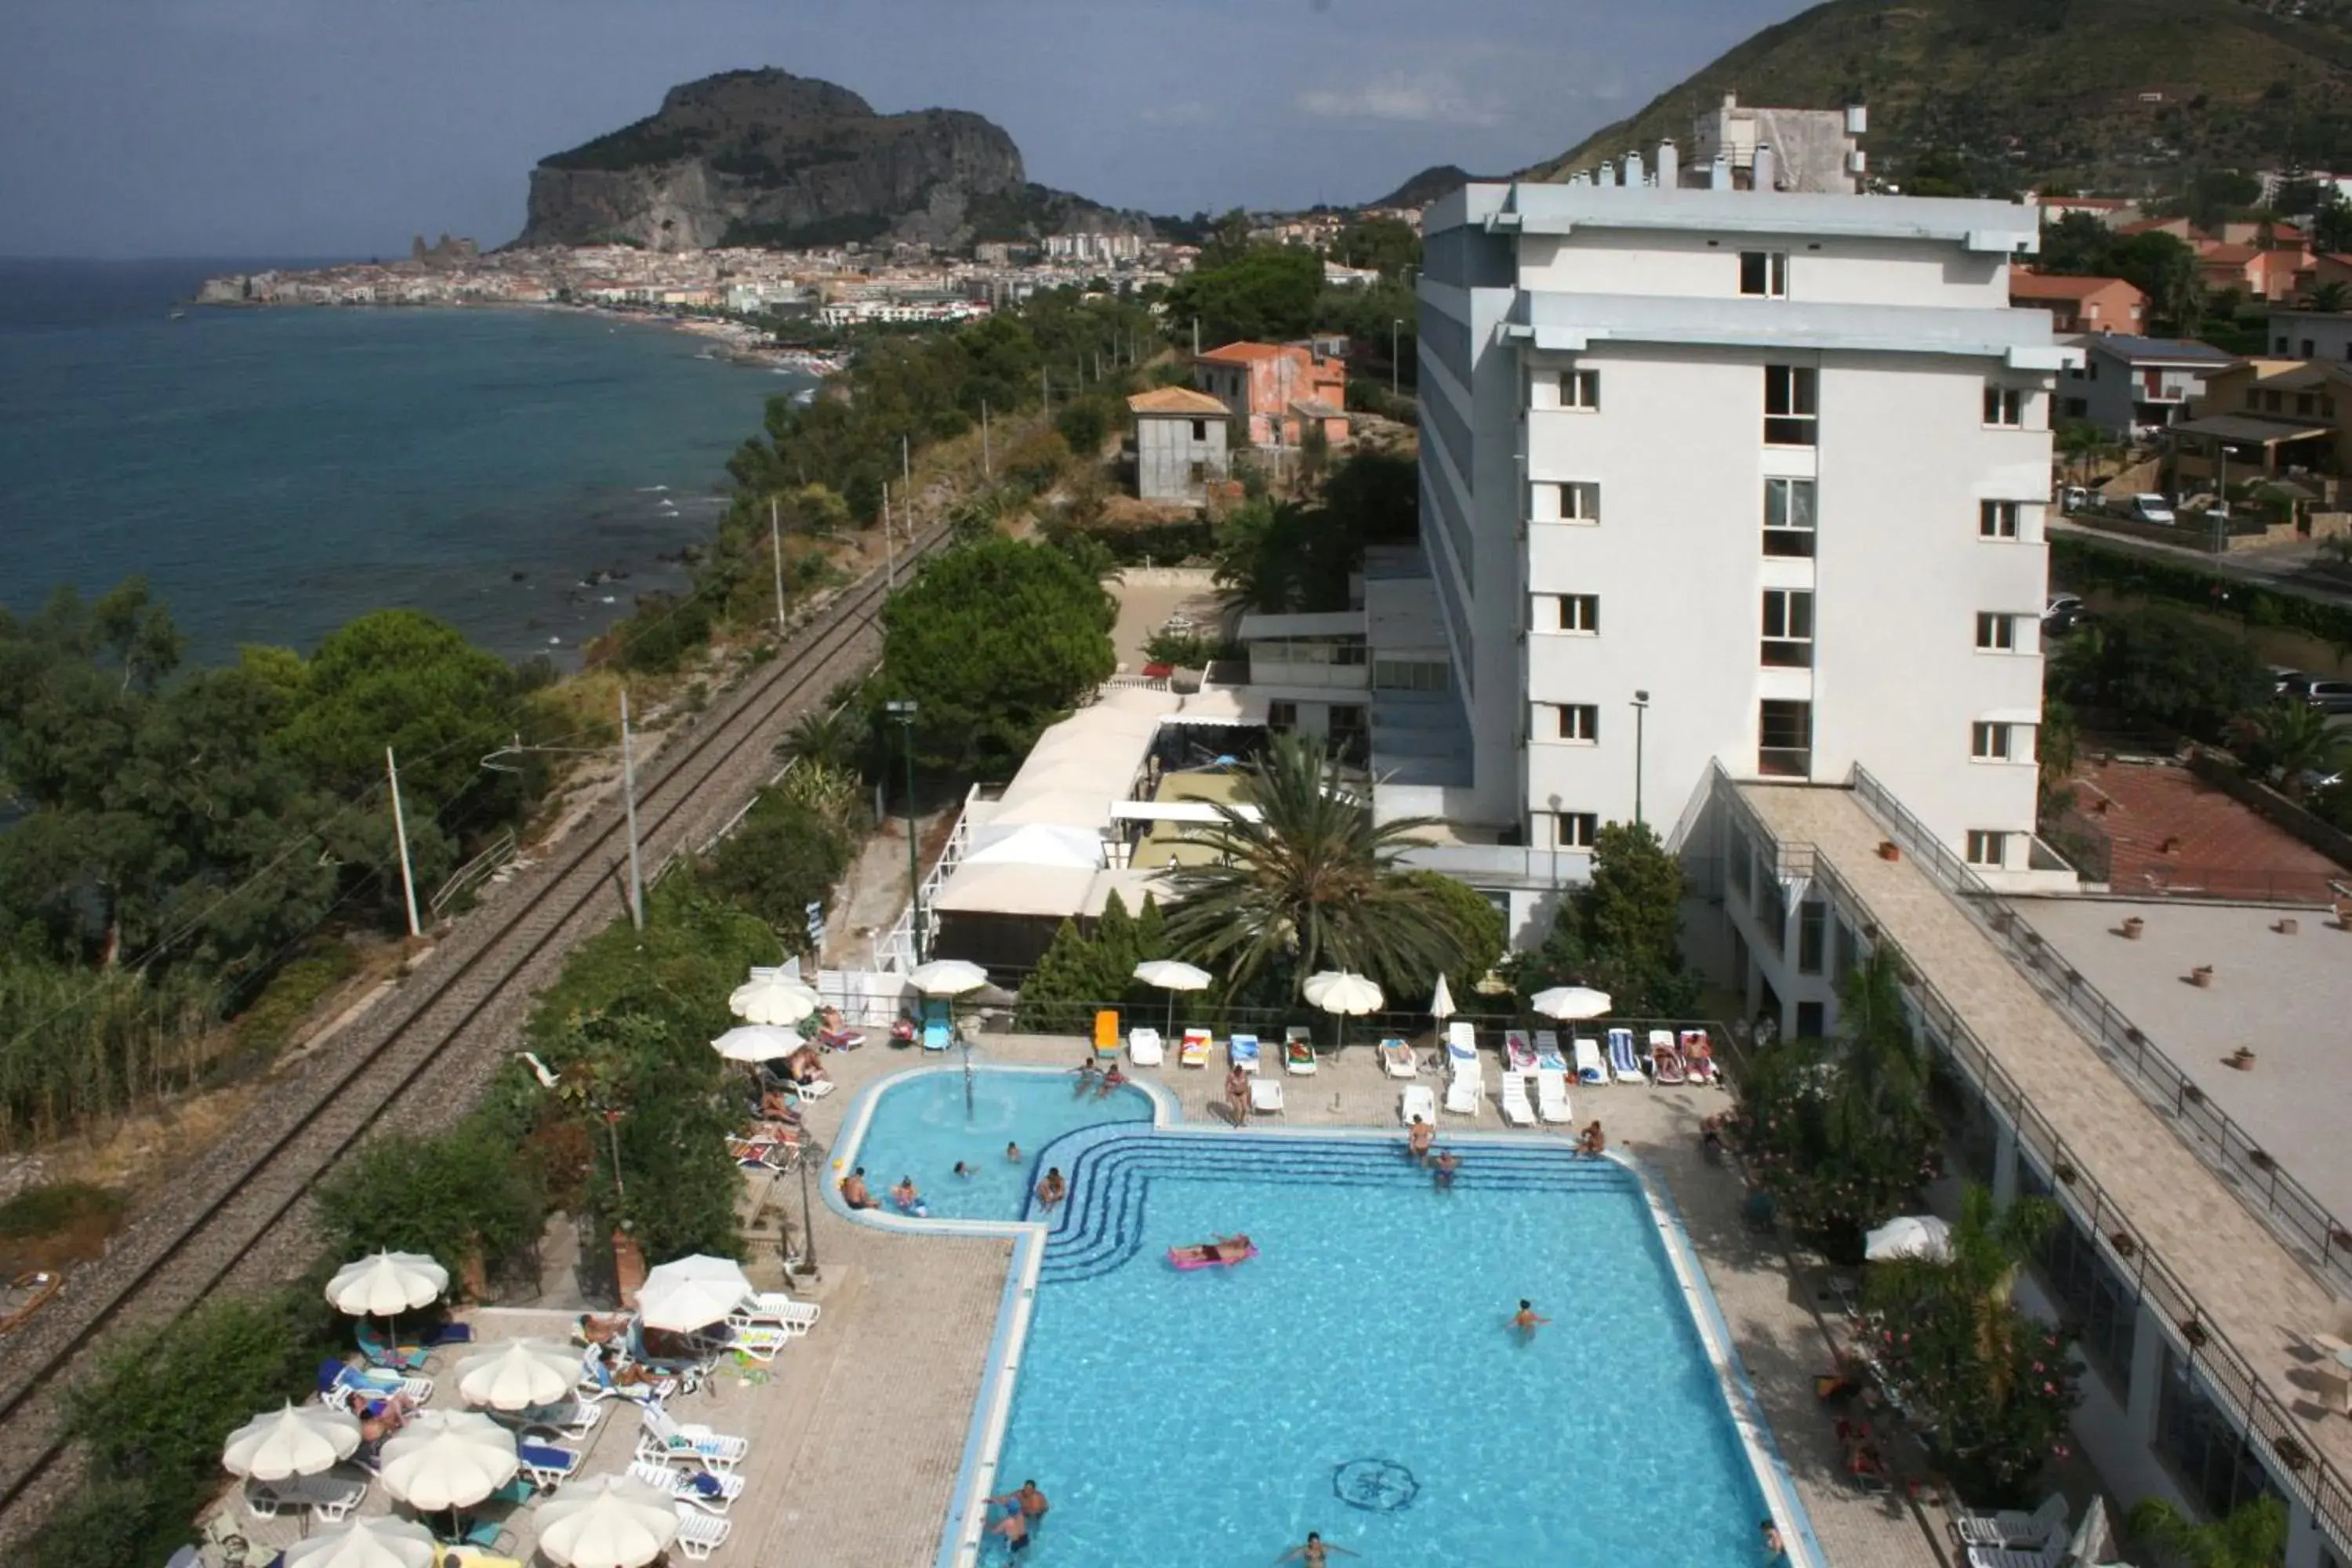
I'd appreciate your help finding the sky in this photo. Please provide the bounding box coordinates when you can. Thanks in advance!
[0,0,1810,259]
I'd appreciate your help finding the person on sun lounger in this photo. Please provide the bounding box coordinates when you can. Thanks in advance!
[1096,1061,1128,1098]
[1074,1054,1102,1094]
[891,1176,930,1217]
[594,1345,662,1389]
[576,1312,630,1346]
[1407,1117,1435,1160]
[1035,1167,1068,1210]
[840,1167,879,1210]
[1172,1234,1254,1265]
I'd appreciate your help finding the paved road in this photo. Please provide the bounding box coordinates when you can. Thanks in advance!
[2052,519,2352,611]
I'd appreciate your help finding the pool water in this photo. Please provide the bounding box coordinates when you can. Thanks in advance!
[845,1065,1152,1221]
[989,1129,1773,1566]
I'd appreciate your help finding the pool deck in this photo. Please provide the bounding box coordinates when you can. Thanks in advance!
[218,1033,1947,1568]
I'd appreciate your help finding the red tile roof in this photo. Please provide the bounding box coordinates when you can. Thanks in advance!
[1197,342,1291,364]
[2011,273,2142,301]
[1127,386,1229,416]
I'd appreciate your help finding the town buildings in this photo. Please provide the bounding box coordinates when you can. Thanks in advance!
[1686,93,1867,194]
[1193,342,1349,448]
[2008,271,2147,334]
[1125,386,1230,503]
[2060,334,2234,437]
[1412,171,2071,898]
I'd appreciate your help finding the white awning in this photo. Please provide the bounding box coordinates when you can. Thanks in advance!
[931,862,1098,917]
[989,790,1122,829]
[1085,866,1174,916]
[1160,689,1269,725]
[1109,800,1263,825]
[963,823,1107,869]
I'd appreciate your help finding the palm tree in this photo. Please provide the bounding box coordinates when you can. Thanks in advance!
[2303,279,2351,314]
[2126,1494,2287,1568]
[1160,735,1470,996]
[775,707,866,773]
[1820,945,1931,1157]
[2227,698,2352,797]
[1865,1183,2059,1399]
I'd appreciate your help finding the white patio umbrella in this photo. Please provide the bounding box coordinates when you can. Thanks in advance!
[908,958,990,996]
[637,1253,753,1332]
[1528,985,1613,1022]
[535,1472,682,1568]
[1133,958,1213,1033]
[711,1023,802,1063]
[325,1251,448,1317]
[222,1402,361,1482]
[1303,970,1383,1053]
[2066,1496,2116,1566]
[455,1337,583,1411]
[282,1516,438,1568]
[377,1410,519,1513]
[1428,972,1456,1023]
[729,968,819,1027]
[1864,1214,1953,1262]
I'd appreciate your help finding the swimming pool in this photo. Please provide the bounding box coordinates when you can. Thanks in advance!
[989,1127,1784,1566]
[840,1064,1154,1221]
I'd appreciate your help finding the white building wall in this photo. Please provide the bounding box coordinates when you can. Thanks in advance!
[1519,231,2005,310]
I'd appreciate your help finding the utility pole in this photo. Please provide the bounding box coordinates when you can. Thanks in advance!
[385,747,421,938]
[1391,318,1403,398]
[1094,350,1102,383]
[981,399,992,479]
[901,433,911,501]
[1191,317,1200,357]
[885,701,924,964]
[883,482,896,590]
[769,496,786,633]
[1041,365,1050,412]
[619,689,644,931]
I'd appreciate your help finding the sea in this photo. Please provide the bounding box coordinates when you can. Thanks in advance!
[0,258,817,666]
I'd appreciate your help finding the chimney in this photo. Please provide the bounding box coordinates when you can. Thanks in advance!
[1624,149,1646,187]
[1723,93,1738,112]
[1656,139,1680,188]
[1710,153,1731,191]
[1569,170,1590,188]
[1753,143,1778,193]
[1846,103,1869,136]
[1598,159,1616,187]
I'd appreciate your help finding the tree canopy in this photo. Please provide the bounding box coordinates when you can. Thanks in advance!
[1163,246,1327,344]
[2051,606,2270,742]
[1508,821,1698,1018]
[2036,215,2205,332]
[877,535,1116,777]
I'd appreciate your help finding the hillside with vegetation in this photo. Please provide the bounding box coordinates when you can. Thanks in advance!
[1522,0,2352,197]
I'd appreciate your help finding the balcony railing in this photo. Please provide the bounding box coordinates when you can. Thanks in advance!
[1756,747,1812,779]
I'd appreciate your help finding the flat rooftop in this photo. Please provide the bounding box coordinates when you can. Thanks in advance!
[2014,896,2352,1218]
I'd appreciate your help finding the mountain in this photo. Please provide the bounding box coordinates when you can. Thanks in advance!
[516,69,1132,250]
[1519,0,2352,195]
[1370,165,1490,209]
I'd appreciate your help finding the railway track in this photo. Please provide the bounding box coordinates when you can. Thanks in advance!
[0,523,949,1541]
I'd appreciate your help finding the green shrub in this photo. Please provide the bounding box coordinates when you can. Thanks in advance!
[314,1128,544,1284]
[699,793,858,953]
[0,1180,123,1240]
[231,946,359,1060]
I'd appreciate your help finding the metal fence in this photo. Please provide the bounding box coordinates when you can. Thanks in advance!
[1849,765,2352,1296]
[1762,771,2352,1554]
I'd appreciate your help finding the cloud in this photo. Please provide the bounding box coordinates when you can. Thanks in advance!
[1295,71,1500,127]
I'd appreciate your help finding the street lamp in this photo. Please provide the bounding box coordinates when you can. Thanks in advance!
[885,699,924,964]
[791,1131,825,1281]
[1631,690,1651,828]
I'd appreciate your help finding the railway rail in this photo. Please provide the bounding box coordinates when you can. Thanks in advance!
[0,523,949,1541]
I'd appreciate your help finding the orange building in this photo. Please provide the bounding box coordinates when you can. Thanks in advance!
[2008,271,2147,333]
[1193,341,1350,448]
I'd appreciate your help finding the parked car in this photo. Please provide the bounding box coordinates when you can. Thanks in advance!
[2298,679,2352,714]
[2129,494,2176,525]
[2042,593,2090,636]
[2046,593,2084,620]
[2059,485,2091,514]
[2270,666,2310,695]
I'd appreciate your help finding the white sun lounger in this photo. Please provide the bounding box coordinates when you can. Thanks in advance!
[733,1290,819,1335]
[628,1458,745,1514]
[1400,1083,1437,1125]
[245,1470,366,1523]
[671,1505,734,1561]
[1572,1035,1607,1085]
[1955,1494,2067,1552]
[1127,1026,1163,1065]
[1965,1536,2067,1568]
[1444,1021,1477,1067]
[1250,1076,1285,1117]
[637,1405,749,1470]
[1606,1027,1648,1084]
[1443,1070,1482,1117]
[1536,1068,1573,1124]
[1500,1072,1536,1127]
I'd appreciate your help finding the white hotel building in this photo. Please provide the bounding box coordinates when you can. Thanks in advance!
[1410,172,2077,898]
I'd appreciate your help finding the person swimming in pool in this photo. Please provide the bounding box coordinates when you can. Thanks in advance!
[1172,1233,1254,1265]
[1511,1298,1551,1340]
[1278,1531,1359,1564]
[1035,1167,1067,1210]
[1073,1053,1102,1094]
[890,1175,929,1216]
[953,1161,973,1178]
[1431,1149,1460,1189]
[1095,1060,1127,1098]
[1005,1140,1022,1163]
[989,1507,1031,1552]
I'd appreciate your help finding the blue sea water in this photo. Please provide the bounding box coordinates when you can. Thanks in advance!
[0,259,813,664]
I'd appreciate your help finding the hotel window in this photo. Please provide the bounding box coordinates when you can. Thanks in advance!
[1758,699,1812,778]
[1979,500,2021,539]
[1974,612,2024,652]
[1190,419,1208,441]
[1764,365,1817,445]
[1983,385,2025,426]
[1965,830,2008,868]
[1739,250,1789,298]
[1551,703,1600,742]
[1761,589,1814,667]
[1762,477,1817,557]
[1373,659,1450,693]
[1534,593,1600,633]
[1796,901,1827,975]
[1971,722,2016,760]
[1559,368,1600,410]
[1559,481,1601,522]
[1552,811,1600,849]
[1267,701,1298,732]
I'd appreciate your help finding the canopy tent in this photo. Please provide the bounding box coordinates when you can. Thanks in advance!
[377,1410,518,1513]
[982,791,1122,830]
[1528,985,1612,1022]
[960,824,1107,870]
[931,862,1098,918]
[637,1254,754,1333]
[728,968,819,1027]
[535,1473,682,1568]
[222,1403,361,1483]
[456,1338,583,1411]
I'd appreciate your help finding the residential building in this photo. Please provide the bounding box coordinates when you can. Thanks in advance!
[2298,252,2352,298]
[1323,262,1383,289]
[1415,171,2072,891]
[1193,342,1349,448]
[1686,93,1866,194]
[2009,271,2147,334]
[2060,335,2234,437]
[2268,307,2352,363]
[2195,241,2308,303]
[2033,194,2138,227]
[2169,358,2352,493]
[1125,386,1230,503]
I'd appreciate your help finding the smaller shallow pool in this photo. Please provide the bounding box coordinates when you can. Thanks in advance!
[844,1065,1153,1221]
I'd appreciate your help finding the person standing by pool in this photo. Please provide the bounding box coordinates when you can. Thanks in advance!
[1431,1149,1460,1189]
[1278,1531,1359,1564]
[840,1167,879,1209]
[1577,1120,1607,1157]
[1406,1116,1434,1161]
[1036,1167,1068,1210]
[1511,1299,1551,1341]
[1073,1053,1102,1095]
[1225,1062,1250,1125]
